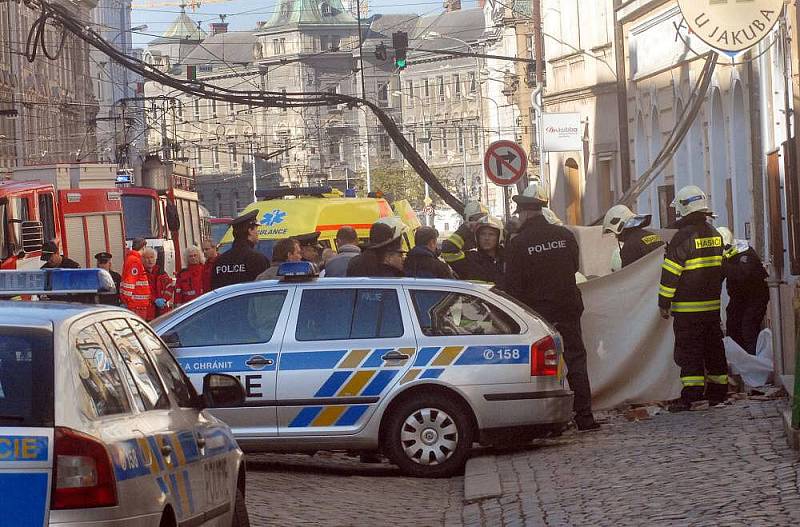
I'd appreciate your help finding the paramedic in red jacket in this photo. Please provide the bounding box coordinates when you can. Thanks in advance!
[202,240,219,292]
[175,245,207,306]
[142,247,174,320]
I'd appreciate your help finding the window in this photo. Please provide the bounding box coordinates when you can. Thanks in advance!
[453,73,461,97]
[228,143,238,166]
[437,76,445,101]
[296,289,404,341]
[273,39,280,55]
[320,36,330,51]
[379,134,391,155]
[457,127,465,153]
[471,126,480,152]
[212,146,220,168]
[411,290,520,336]
[130,320,198,408]
[423,78,430,98]
[228,101,235,115]
[102,319,169,412]
[195,146,202,165]
[193,98,200,118]
[72,324,131,418]
[168,291,287,347]
[441,127,448,151]
[425,128,433,158]
[280,38,286,54]
[211,99,217,118]
[37,193,56,243]
[468,72,477,94]
[377,82,389,106]
[405,80,414,106]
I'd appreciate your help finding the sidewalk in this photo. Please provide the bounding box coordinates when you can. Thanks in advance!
[459,398,800,527]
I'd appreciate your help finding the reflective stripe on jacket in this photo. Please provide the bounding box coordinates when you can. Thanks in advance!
[658,214,724,315]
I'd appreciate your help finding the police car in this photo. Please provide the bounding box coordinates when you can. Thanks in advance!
[153,262,573,478]
[0,269,250,526]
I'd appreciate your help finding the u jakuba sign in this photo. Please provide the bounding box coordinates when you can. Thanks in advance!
[678,0,784,53]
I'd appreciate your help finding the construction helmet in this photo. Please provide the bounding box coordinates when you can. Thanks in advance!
[716,226,734,248]
[671,185,710,218]
[475,215,504,239]
[603,205,637,235]
[464,201,489,222]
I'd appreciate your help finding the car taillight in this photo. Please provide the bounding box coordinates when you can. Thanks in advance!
[531,336,559,376]
[52,427,118,510]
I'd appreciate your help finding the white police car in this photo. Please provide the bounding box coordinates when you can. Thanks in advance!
[0,269,250,526]
[153,262,573,478]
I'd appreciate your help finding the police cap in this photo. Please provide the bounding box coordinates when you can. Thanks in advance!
[295,231,322,249]
[95,252,113,263]
[41,241,58,261]
[230,209,260,228]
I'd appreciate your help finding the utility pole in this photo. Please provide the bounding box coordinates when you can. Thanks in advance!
[250,140,257,203]
[532,0,546,189]
[355,0,371,191]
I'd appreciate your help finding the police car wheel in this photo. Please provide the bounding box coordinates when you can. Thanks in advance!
[385,396,473,478]
[231,488,250,527]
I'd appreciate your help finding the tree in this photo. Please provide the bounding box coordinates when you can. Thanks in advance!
[369,163,459,209]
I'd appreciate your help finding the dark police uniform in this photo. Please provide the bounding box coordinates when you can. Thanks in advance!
[41,256,81,269]
[95,252,122,306]
[619,227,665,268]
[505,214,593,422]
[658,213,726,405]
[724,242,769,355]
[211,210,269,289]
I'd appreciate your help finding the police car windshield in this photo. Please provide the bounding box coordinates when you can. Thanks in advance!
[0,328,54,427]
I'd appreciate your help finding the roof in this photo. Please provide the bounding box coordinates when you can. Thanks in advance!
[412,8,486,49]
[261,0,358,29]
[149,10,207,45]
[367,14,419,39]
[0,302,127,327]
[0,180,54,194]
[183,31,260,67]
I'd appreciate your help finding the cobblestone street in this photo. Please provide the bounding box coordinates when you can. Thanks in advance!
[245,398,800,526]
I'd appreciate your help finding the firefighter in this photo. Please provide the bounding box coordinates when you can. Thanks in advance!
[120,238,150,319]
[603,204,665,268]
[94,252,121,306]
[440,202,488,271]
[40,241,80,269]
[505,182,599,431]
[717,227,770,355]
[442,216,505,285]
[142,247,174,319]
[658,185,727,411]
[211,210,270,289]
[174,246,207,306]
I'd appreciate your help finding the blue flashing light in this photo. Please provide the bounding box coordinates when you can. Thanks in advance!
[0,269,116,296]
[345,188,357,198]
[277,261,317,279]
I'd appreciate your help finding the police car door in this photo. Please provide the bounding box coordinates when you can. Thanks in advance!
[163,288,294,439]
[276,284,417,436]
[0,324,54,527]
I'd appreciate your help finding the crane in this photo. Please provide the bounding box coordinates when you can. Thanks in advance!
[131,0,235,11]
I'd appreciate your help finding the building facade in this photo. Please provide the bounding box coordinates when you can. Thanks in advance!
[0,0,99,174]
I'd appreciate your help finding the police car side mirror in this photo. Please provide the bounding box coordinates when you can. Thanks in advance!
[202,373,246,408]
[162,331,181,348]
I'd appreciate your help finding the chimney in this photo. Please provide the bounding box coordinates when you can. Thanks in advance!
[444,0,461,11]
[210,22,228,35]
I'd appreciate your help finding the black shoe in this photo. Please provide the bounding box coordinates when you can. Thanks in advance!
[667,398,691,413]
[575,415,601,431]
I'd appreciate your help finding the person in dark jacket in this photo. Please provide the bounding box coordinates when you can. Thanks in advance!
[211,210,270,289]
[603,204,665,268]
[41,241,80,269]
[347,218,405,278]
[404,226,454,279]
[659,186,727,411]
[718,227,770,355]
[505,182,599,431]
[324,226,361,277]
[442,216,505,285]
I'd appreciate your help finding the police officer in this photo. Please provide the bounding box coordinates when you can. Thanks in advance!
[603,204,665,268]
[717,227,770,355]
[41,241,80,269]
[505,182,599,431]
[659,185,727,411]
[211,210,270,289]
[295,231,324,266]
[94,252,121,305]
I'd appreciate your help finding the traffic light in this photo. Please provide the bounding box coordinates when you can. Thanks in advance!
[392,31,408,70]
[374,42,387,61]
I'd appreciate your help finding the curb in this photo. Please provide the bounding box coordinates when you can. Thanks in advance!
[782,408,800,451]
[463,455,502,503]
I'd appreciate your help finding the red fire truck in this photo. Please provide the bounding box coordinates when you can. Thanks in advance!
[0,180,126,270]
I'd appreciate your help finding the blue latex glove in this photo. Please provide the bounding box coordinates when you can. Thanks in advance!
[154,298,167,309]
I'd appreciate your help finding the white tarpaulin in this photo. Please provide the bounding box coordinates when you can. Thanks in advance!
[570,226,682,409]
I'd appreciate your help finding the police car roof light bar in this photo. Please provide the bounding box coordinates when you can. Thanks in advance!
[0,269,117,296]
[277,261,317,280]
[255,186,334,200]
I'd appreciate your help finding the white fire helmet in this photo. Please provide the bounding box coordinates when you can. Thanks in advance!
[671,185,711,218]
[375,215,407,238]
[475,215,504,239]
[464,201,489,222]
[603,205,637,235]
[513,181,550,206]
[716,226,734,248]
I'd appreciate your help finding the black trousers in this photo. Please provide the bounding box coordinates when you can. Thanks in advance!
[673,315,728,403]
[550,316,593,418]
[727,300,767,355]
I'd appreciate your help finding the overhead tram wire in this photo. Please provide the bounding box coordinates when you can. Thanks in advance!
[23,0,467,213]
